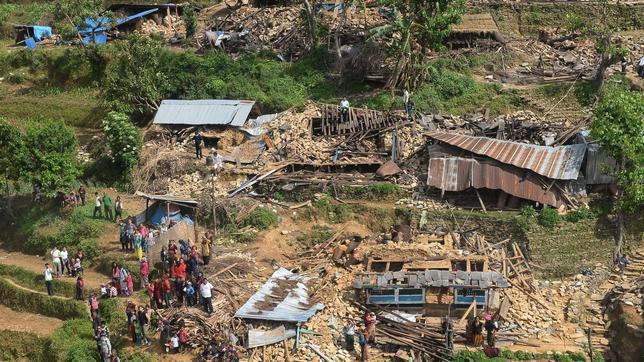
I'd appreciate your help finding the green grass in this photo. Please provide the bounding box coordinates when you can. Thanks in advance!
[0,277,87,319]
[0,264,76,298]
[50,319,100,362]
[0,330,52,361]
[0,86,102,127]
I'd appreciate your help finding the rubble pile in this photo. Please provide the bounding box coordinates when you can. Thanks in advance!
[139,15,186,42]
[205,6,312,59]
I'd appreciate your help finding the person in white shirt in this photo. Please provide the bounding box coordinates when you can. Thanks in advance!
[93,192,103,218]
[60,246,70,276]
[199,277,214,314]
[51,246,62,277]
[44,263,54,296]
[170,334,180,353]
[403,89,410,106]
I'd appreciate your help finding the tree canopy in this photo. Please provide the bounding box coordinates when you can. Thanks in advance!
[102,35,167,116]
[590,89,644,212]
[376,0,465,89]
[53,0,113,40]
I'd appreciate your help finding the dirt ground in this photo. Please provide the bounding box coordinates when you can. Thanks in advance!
[0,304,63,336]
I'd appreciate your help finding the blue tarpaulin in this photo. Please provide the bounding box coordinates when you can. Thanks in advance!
[25,37,37,49]
[80,8,158,43]
[31,26,52,41]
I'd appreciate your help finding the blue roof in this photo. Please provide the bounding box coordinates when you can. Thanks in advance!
[79,8,158,35]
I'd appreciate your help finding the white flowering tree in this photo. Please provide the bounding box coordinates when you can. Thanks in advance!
[102,112,142,182]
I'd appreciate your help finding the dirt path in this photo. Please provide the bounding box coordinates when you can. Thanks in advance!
[0,248,106,289]
[0,305,64,337]
[1,276,75,300]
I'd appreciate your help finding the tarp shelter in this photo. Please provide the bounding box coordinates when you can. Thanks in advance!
[153,100,256,127]
[14,25,53,48]
[235,267,325,323]
[79,8,158,44]
[135,192,199,265]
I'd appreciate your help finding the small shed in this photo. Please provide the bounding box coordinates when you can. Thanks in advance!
[14,25,53,48]
[134,192,199,265]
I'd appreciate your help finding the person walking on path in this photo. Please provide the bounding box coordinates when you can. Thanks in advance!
[201,238,211,265]
[199,277,214,314]
[44,263,54,296]
[93,192,103,218]
[51,246,62,278]
[140,257,149,289]
[78,185,86,206]
[484,314,498,347]
[114,196,123,222]
[193,131,203,159]
[103,193,113,221]
[76,275,85,300]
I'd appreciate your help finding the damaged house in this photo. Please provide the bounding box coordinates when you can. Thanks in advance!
[152,99,275,165]
[353,256,509,315]
[424,131,615,209]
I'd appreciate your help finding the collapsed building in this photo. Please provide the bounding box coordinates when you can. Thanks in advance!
[424,131,616,209]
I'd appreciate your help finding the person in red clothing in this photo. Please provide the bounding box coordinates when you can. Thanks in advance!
[175,259,187,280]
[140,257,149,289]
[147,281,156,309]
[153,278,163,308]
[111,262,121,294]
[162,274,172,308]
[364,311,377,343]
[168,240,178,263]
[178,325,189,352]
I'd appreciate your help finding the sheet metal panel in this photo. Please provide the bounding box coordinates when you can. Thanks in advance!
[153,100,255,126]
[426,131,586,180]
[427,157,564,207]
[235,267,324,323]
[584,144,617,185]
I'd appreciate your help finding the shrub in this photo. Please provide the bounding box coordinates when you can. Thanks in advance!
[103,112,142,181]
[50,319,99,362]
[336,182,404,200]
[235,231,258,243]
[539,206,561,228]
[0,330,52,361]
[519,205,537,218]
[564,208,594,223]
[296,225,335,247]
[313,197,349,223]
[241,207,279,230]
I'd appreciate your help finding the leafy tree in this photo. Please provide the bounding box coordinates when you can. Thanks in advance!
[24,120,80,194]
[102,112,142,181]
[102,35,168,116]
[376,0,465,89]
[53,0,113,41]
[590,89,644,260]
[0,119,27,189]
[183,5,197,39]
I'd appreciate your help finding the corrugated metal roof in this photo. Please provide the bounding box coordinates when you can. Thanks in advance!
[234,267,325,323]
[426,131,586,180]
[153,100,255,127]
[427,157,565,207]
[134,191,199,206]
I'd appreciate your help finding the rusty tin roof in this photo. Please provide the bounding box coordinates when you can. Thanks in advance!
[426,132,586,180]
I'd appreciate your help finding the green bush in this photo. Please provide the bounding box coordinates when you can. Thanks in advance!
[0,330,52,361]
[241,207,279,230]
[234,231,258,243]
[539,206,561,228]
[519,205,537,218]
[336,182,404,200]
[313,197,349,223]
[565,208,594,223]
[102,111,142,181]
[0,278,87,319]
[50,319,99,362]
[296,225,335,246]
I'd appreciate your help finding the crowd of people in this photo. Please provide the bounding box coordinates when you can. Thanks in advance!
[44,246,85,296]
